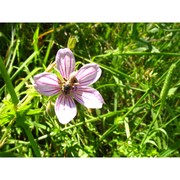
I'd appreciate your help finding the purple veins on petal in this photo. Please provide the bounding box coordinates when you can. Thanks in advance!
[34,72,61,96]
[76,63,102,86]
[72,86,104,109]
[55,94,77,124]
[55,48,75,80]
[33,47,104,125]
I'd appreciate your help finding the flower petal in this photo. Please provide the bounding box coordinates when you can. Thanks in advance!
[76,63,102,86]
[55,48,75,80]
[34,72,60,96]
[72,87,104,108]
[55,94,77,124]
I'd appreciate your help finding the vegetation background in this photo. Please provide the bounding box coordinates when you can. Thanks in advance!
[0,23,180,157]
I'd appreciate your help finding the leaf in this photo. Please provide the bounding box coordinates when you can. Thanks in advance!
[168,87,178,97]
[160,141,180,157]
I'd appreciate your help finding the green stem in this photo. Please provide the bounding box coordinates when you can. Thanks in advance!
[11,51,39,81]
[16,112,41,157]
[0,56,19,105]
[140,104,163,148]
[0,116,16,148]
[0,56,41,157]
[62,111,121,131]
[43,29,54,65]
[93,52,180,59]
[100,87,152,140]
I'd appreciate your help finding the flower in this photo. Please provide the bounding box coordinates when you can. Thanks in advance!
[34,48,104,124]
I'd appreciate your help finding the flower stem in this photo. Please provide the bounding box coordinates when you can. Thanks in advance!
[0,56,18,105]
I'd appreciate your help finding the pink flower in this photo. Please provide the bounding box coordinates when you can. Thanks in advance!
[34,48,104,124]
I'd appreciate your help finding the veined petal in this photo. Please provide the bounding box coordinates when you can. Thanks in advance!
[72,87,104,108]
[76,63,102,86]
[55,94,77,124]
[34,72,60,96]
[55,48,75,80]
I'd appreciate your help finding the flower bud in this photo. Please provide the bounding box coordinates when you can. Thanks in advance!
[67,36,78,50]
[46,100,55,117]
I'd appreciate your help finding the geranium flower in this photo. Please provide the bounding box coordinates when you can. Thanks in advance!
[34,48,104,124]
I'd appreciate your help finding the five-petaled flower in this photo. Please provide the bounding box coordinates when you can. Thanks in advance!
[33,48,104,124]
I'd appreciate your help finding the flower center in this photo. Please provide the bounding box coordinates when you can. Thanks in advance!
[61,72,79,95]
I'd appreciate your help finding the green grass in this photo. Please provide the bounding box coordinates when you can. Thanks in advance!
[0,23,180,157]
